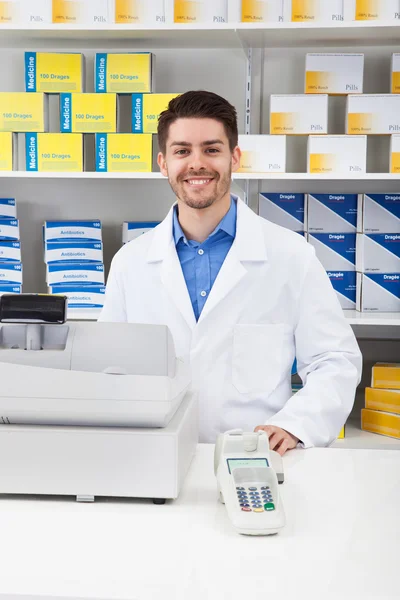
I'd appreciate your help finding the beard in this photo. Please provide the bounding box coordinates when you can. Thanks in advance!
[168,168,232,209]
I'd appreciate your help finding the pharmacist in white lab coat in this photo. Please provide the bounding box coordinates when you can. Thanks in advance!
[99,91,362,455]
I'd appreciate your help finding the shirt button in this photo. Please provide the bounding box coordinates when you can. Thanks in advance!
[198,249,204,255]
[200,291,207,297]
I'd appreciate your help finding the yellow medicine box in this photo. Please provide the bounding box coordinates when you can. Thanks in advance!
[95,134,152,172]
[365,387,400,415]
[115,0,165,24]
[132,93,181,134]
[25,52,85,94]
[0,132,15,171]
[337,426,345,439]
[25,133,83,172]
[95,53,154,94]
[0,92,48,133]
[60,93,117,133]
[241,0,284,22]
[361,409,400,440]
[52,0,113,24]
[371,363,400,390]
[390,135,400,173]
[391,53,400,93]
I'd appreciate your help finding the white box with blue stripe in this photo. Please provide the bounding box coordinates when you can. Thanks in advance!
[0,198,17,219]
[327,271,357,310]
[0,241,21,263]
[308,233,356,271]
[0,283,22,296]
[356,233,400,273]
[49,284,106,310]
[259,193,305,231]
[357,193,400,233]
[307,193,358,232]
[43,220,102,243]
[0,219,19,241]
[45,241,103,264]
[0,262,23,284]
[46,263,105,286]
[123,221,160,244]
[357,273,400,312]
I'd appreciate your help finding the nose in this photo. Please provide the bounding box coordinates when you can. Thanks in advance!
[188,149,207,172]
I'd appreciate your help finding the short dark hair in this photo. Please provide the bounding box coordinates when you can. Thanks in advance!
[157,90,238,155]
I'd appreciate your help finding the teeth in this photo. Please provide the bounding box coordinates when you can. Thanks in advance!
[187,179,211,185]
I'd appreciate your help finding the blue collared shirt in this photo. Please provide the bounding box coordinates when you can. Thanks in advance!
[173,196,237,321]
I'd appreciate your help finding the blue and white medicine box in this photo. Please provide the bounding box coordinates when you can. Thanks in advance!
[43,220,102,243]
[0,219,19,241]
[0,262,23,284]
[46,262,105,286]
[45,241,103,264]
[357,194,400,233]
[0,241,21,263]
[307,193,358,233]
[356,233,400,273]
[357,273,400,312]
[327,271,357,310]
[49,284,106,310]
[0,283,22,296]
[259,193,305,232]
[122,221,160,244]
[0,198,17,219]
[308,233,356,271]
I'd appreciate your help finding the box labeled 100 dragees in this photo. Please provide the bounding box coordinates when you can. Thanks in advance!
[25,52,85,94]
[95,134,152,172]
[25,133,83,172]
[60,93,117,133]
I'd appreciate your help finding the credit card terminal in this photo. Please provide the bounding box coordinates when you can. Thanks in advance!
[214,429,285,536]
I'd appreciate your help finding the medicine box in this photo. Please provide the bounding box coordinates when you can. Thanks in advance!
[391,54,400,93]
[365,387,400,415]
[0,283,22,296]
[49,284,106,310]
[45,241,103,264]
[259,193,305,231]
[238,135,286,173]
[327,271,357,310]
[288,0,347,22]
[0,262,22,284]
[308,233,356,271]
[357,193,400,233]
[0,133,16,170]
[0,93,48,133]
[305,53,364,95]
[307,194,358,233]
[372,362,400,389]
[354,0,400,20]
[0,219,19,241]
[43,220,102,243]
[356,233,400,272]
[115,0,165,24]
[270,94,328,135]
[123,222,160,244]
[346,94,400,135]
[357,273,400,312]
[240,0,284,22]
[25,52,85,94]
[46,263,105,286]
[0,198,16,219]
[390,135,400,174]
[25,133,84,172]
[52,0,113,24]
[95,134,152,172]
[172,0,228,23]
[131,93,180,134]
[95,53,154,94]
[361,409,400,439]
[0,241,21,263]
[0,0,51,24]
[307,135,367,174]
[60,93,117,133]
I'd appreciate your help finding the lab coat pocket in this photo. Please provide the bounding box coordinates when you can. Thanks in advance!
[232,324,290,397]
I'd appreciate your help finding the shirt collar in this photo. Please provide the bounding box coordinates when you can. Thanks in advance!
[173,195,237,246]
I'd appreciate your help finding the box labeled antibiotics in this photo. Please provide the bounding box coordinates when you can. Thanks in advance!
[173,0,228,23]
[45,241,103,264]
[49,283,106,309]
[0,241,21,263]
[372,363,400,389]
[95,53,154,94]
[132,93,180,134]
[308,233,356,271]
[123,221,160,244]
[0,218,19,240]
[0,93,48,132]
[347,94,400,135]
[390,135,400,174]
[356,233,400,272]
[361,409,400,439]
[327,271,357,309]
[305,53,364,95]
[241,0,284,22]
[25,52,85,94]
[25,133,83,172]
[259,193,305,231]
[357,273,400,312]
[354,0,400,20]
[0,0,51,23]
[52,0,113,24]
[0,133,16,170]
[0,283,22,296]
[47,262,105,286]
[0,198,16,219]
[307,194,358,233]
[0,262,22,284]
[60,93,117,133]
[95,134,152,172]
[238,135,286,173]
[365,387,400,415]
[115,0,165,24]
[44,220,102,243]
[358,193,400,233]
[288,0,346,22]
[307,135,367,174]
[391,54,400,93]
[270,94,328,135]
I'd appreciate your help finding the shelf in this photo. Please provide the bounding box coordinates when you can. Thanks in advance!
[2,172,400,180]
[345,311,400,326]
[331,419,400,450]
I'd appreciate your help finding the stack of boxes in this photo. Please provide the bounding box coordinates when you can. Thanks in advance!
[122,221,160,244]
[362,363,400,440]
[0,198,22,297]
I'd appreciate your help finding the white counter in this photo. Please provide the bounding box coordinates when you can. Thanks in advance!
[0,445,399,600]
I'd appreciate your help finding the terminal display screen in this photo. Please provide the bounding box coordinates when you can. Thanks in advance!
[227,458,269,474]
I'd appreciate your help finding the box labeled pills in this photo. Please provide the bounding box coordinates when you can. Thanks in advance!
[241,0,284,22]
[45,241,103,264]
[356,233,400,273]
[353,0,400,20]
[115,0,165,24]
[131,93,180,134]
[0,198,16,219]
[0,219,19,240]
[0,262,22,284]
[307,194,358,233]
[308,233,356,271]
[327,271,357,309]
[49,283,106,310]
[0,0,51,23]
[365,387,400,416]
[0,133,15,170]
[123,221,160,244]
[47,262,105,286]
[358,193,400,233]
[391,54,400,93]
[172,0,228,23]
[238,135,286,173]
[305,53,364,95]
[0,241,21,263]
[0,93,48,132]
[288,0,346,22]
[372,362,400,389]
[52,0,113,24]
[357,273,400,311]
[25,52,85,94]
[0,283,22,296]
[307,135,367,174]
[347,94,400,135]
[259,193,305,231]
[44,220,102,243]
[25,133,83,172]
[60,93,117,133]
[95,53,154,94]
[95,134,152,172]
[270,94,328,135]
[390,135,400,174]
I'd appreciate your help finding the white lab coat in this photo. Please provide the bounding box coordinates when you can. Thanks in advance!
[99,197,362,446]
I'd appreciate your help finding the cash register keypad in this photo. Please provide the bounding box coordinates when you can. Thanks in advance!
[236,486,275,512]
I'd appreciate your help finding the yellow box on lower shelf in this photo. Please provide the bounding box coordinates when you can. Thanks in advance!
[25,133,83,172]
[337,426,345,439]
[361,408,400,440]
[0,132,15,171]
[371,363,400,390]
[95,134,152,172]
[365,387,400,415]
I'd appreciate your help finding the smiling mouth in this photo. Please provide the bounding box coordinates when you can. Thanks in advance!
[183,177,215,186]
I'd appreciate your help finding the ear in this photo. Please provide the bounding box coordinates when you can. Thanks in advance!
[158,152,168,177]
[231,146,241,173]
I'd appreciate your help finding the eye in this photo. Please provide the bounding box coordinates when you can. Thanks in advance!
[206,148,220,153]
[175,149,189,155]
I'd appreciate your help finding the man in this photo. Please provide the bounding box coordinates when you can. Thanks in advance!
[99,90,362,455]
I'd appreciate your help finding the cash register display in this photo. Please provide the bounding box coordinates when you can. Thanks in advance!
[0,294,67,324]
[227,458,269,474]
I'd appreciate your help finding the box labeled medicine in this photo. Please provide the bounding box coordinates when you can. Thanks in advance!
[0,198,16,219]
[25,52,85,94]
[0,262,22,284]
[346,94,400,135]
[361,409,400,439]
[358,194,400,233]
[60,93,116,133]
[354,0,400,20]
[308,233,356,271]
[241,0,284,22]
[25,133,83,172]
[49,283,106,310]
[0,218,19,241]
[131,93,180,134]
[0,133,16,170]
[0,283,22,296]
[307,135,367,174]
[391,54,400,93]
[0,0,51,23]
[95,134,152,172]
[305,53,364,95]
[0,93,48,132]
[123,221,160,244]
[47,262,105,286]
[357,273,400,312]
[288,0,345,22]
[52,0,113,24]
[259,193,305,231]
[95,53,154,94]
[327,271,357,309]
[390,135,400,174]
[44,220,102,243]
[372,363,400,389]
[0,241,21,263]
[307,194,358,233]
[365,387,400,416]
[115,0,165,24]
[238,135,286,173]
[270,95,328,135]
[173,0,228,23]
[356,233,400,273]
[45,241,103,264]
